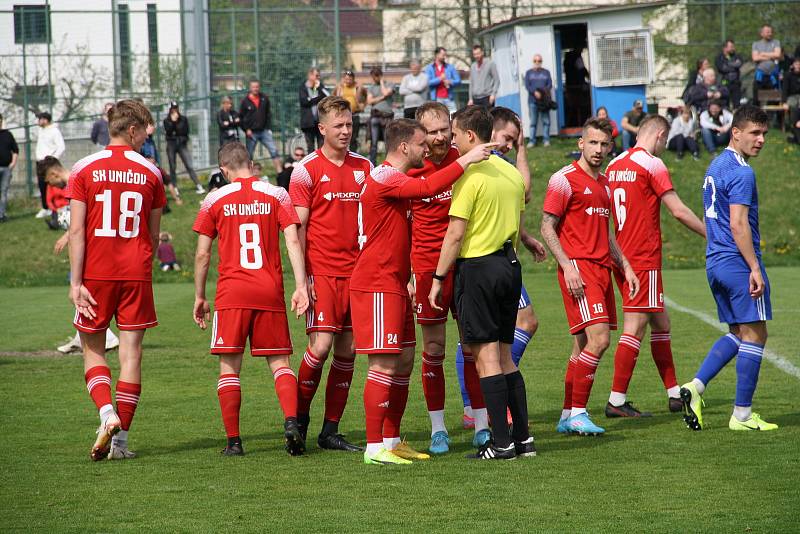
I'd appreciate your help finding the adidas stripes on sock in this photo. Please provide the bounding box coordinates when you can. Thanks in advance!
[323,355,354,424]
[115,381,141,431]
[297,346,325,415]
[364,370,391,448]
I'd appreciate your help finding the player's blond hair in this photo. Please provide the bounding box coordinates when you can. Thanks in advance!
[318,96,351,122]
[218,141,251,170]
[108,100,153,137]
[415,101,449,122]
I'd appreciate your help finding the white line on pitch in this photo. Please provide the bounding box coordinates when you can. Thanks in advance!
[665,296,800,380]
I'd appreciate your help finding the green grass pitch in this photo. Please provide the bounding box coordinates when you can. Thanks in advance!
[0,137,798,531]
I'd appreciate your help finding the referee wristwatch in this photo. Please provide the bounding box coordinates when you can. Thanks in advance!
[432,272,447,281]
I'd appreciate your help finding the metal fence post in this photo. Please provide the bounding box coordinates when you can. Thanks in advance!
[253,0,260,80]
[334,0,341,83]
[21,8,34,196]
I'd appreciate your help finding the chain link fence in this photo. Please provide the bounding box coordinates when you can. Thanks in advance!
[2,0,798,198]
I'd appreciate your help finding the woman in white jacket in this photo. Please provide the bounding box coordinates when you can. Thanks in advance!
[667,107,700,160]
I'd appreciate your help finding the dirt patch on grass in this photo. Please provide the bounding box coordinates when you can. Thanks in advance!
[0,350,75,358]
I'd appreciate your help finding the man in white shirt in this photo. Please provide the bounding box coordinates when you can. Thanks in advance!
[699,100,733,154]
[35,112,65,218]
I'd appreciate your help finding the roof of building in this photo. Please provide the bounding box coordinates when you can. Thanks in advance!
[318,0,382,37]
[478,0,675,35]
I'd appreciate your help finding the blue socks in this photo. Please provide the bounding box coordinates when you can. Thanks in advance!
[735,342,764,407]
[696,333,741,386]
[455,343,469,407]
[512,328,532,367]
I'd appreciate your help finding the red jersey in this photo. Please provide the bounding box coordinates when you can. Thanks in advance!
[289,149,373,277]
[65,145,166,281]
[408,147,460,273]
[606,147,674,270]
[542,161,611,267]
[193,177,300,311]
[350,160,464,296]
[47,185,68,211]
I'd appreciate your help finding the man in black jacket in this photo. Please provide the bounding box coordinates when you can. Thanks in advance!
[715,40,743,109]
[684,69,729,112]
[239,80,282,173]
[163,101,204,194]
[299,67,329,152]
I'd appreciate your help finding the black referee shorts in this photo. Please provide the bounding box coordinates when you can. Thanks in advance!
[454,250,522,345]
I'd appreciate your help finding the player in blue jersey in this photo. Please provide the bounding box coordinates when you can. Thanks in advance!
[680,105,777,432]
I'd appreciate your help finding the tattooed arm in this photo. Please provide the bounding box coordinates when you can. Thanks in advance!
[541,212,584,298]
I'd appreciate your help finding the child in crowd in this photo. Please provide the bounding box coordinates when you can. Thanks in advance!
[157,231,181,271]
[40,156,69,230]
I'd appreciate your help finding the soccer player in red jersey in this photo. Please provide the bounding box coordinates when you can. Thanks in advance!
[604,115,706,417]
[288,96,372,452]
[352,119,494,465]
[66,100,166,461]
[193,142,310,456]
[540,118,640,436]
[406,102,477,454]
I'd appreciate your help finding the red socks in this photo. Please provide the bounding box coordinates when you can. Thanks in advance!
[651,331,678,390]
[273,367,298,419]
[217,374,241,438]
[462,351,486,410]
[85,366,113,409]
[297,346,325,414]
[611,334,641,394]
[383,374,410,440]
[421,352,445,412]
[563,356,578,410]
[364,370,391,445]
[323,356,354,423]
[115,381,141,431]
[572,351,601,409]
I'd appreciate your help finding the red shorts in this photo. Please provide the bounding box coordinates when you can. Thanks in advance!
[558,260,617,334]
[413,271,456,325]
[614,268,664,313]
[73,280,157,333]
[351,290,416,355]
[306,275,352,334]
[210,308,292,356]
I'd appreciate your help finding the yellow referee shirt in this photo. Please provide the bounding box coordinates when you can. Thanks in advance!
[449,154,525,258]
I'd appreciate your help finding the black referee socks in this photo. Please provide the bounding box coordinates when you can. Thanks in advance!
[480,374,512,448]
[505,371,531,443]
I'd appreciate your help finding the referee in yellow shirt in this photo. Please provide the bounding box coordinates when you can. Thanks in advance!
[429,105,534,460]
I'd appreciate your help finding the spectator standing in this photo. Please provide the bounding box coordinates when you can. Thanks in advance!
[468,44,499,108]
[90,103,113,148]
[699,101,733,153]
[276,146,305,190]
[0,113,19,222]
[716,40,743,108]
[751,24,783,103]
[424,47,461,114]
[596,107,620,156]
[399,60,429,119]
[784,57,800,144]
[524,54,553,147]
[667,107,700,160]
[335,70,366,151]
[34,112,65,218]
[366,66,395,165]
[299,67,330,152]
[684,69,729,112]
[217,96,241,146]
[163,101,204,194]
[621,100,646,150]
[240,79,282,172]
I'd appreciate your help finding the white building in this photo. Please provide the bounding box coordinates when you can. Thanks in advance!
[0,0,212,179]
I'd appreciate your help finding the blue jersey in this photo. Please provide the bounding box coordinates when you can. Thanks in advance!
[703,148,761,268]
